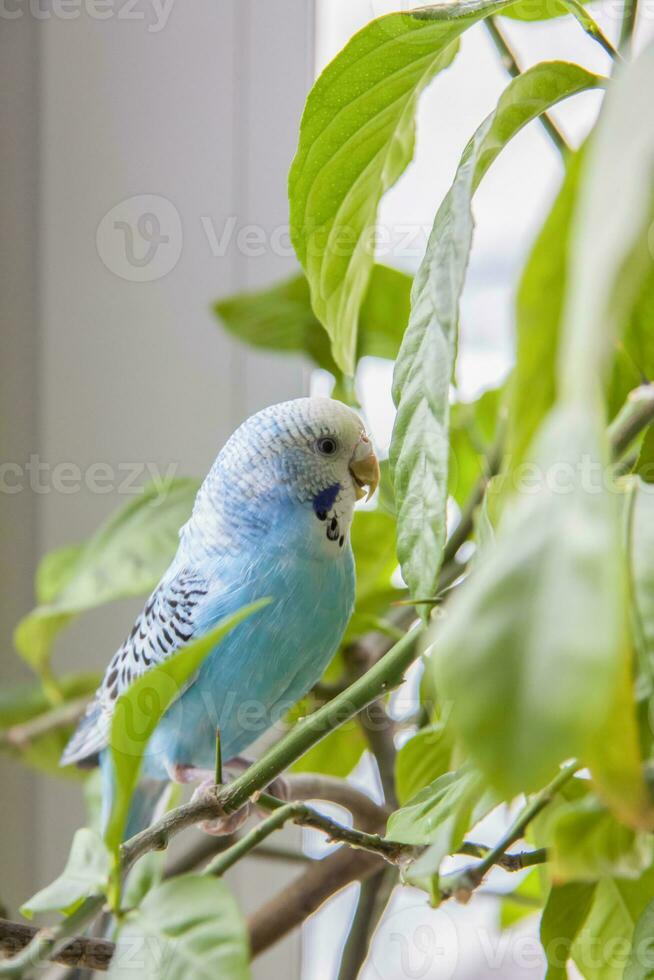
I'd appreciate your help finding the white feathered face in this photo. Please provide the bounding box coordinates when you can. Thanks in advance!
[185,397,380,556]
[245,397,380,507]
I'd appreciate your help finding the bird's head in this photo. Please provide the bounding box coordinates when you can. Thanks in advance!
[193,398,379,553]
[235,396,379,505]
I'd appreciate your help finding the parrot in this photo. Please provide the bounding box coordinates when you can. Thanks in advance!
[60,397,379,838]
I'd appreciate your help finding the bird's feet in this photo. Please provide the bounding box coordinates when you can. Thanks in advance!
[167,761,290,837]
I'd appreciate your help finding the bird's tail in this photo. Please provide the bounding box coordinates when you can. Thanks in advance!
[99,751,169,841]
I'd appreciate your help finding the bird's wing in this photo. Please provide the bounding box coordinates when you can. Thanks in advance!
[60,565,213,767]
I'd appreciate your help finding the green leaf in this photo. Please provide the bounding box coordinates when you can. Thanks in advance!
[395,723,454,805]
[106,601,269,868]
[109,874,250,980]
[449,386,504,507]
[572,867,654,980]
[289,0,526,374]
[291,719,366,779]
[390,61,600,605]
[391,765,496,896]
[387,764,491,846]
[15,479,199,678]
[431,405,645,806]
[214,264,411,377]
[345,507,401,642]
[35,543,87,605]
[540,794,653,882]
[20,828,110,919]
[507,148,586,471]
[624,897,654,980]
[540,882,597,980]
[500,869,544,929]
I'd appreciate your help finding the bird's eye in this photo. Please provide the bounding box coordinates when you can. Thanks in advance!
[316,436,339,457]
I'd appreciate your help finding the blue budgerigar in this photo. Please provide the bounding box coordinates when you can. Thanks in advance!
[61,397,379,836]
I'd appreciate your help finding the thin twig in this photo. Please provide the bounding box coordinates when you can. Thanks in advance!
[561,0,623,61]
[441,762,578,901]
[484,18,571,157]
[609,384,654,460]
[618,0,639,54]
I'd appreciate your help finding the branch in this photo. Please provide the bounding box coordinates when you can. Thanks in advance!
[484,18,571,157]
[0,697,89,751]
[441,762,577,902]
[337,868,397,980]
[0,920,112,974]
[249,845,384,957]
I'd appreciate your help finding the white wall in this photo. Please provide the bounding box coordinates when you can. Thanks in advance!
[1,2,314,976]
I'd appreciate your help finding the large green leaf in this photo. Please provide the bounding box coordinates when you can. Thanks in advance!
[431,405,644,805]
[390,61,600,604]
[572,867,654,980]
[214,264,411,377]
[15,479,199,679]
[106,601,269,869]
[109,874,250,980]
[289,0,524,375]
[20,828,110,919]
[540,882,597,980]
[430,47,654,814]
[538,792,653,882]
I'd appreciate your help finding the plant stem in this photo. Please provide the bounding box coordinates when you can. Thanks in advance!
[203,802,300,878]
[609,383,654,460]
[561,0,622,62]
[484,18,571,157]
[441,762,577,900]
[457,841,548,871]
[255,793,410,864]
[618,0,639,54]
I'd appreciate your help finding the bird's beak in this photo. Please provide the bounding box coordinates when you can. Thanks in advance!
[349,436,380,502]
